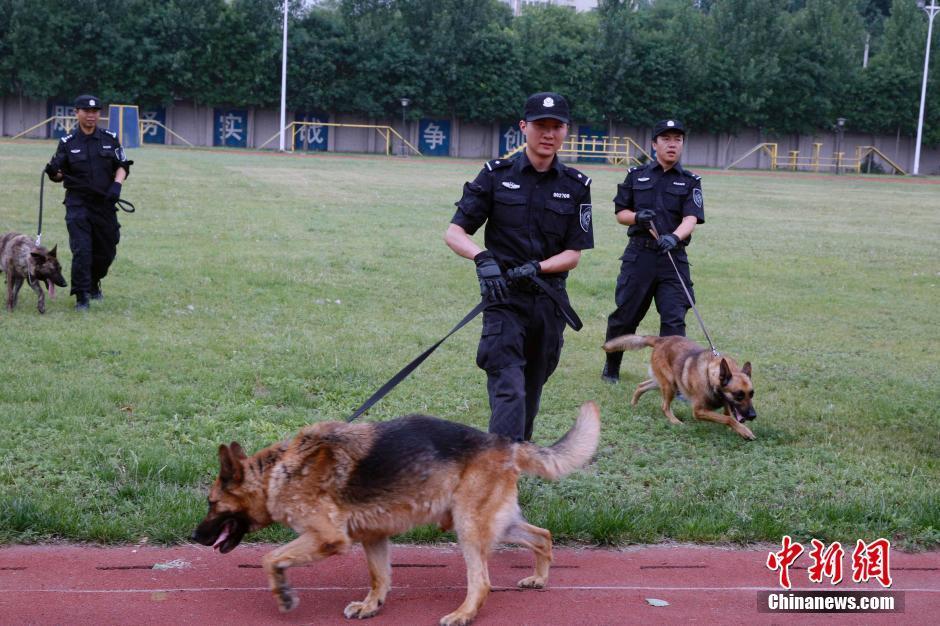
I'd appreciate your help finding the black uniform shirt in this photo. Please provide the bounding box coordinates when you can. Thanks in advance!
[49,127,132,207]
[452,151,593,278]
[614,161,704,242]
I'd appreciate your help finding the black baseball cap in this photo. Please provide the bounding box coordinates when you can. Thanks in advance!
[74,94,102,110]
[652,119,686,139]
[524,92,570,124]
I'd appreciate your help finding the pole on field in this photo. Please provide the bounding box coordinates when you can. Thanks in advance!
[278,0,289,152]
[914,0,939,175]
[399,97,410,157]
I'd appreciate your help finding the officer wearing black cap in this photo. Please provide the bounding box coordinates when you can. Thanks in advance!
[445,92,593,441]
[45,95,133,310]
[602,119,704,382]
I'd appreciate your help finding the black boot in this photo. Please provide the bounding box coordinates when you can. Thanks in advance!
[602,353,622,383]
[75,292,90,311]
[90,281,103,301]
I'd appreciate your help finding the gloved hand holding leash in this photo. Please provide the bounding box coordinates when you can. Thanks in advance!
[647,222,718,356]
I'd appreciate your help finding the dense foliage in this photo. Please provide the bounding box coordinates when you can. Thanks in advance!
[1,0,937,142]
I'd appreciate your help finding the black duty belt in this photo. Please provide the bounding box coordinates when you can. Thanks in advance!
[510,277,565,294]
[628,237,686,251]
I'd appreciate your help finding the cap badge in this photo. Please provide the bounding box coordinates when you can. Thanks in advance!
[667,120,675,127]
[89,99,96,107]
[543,97,554,108]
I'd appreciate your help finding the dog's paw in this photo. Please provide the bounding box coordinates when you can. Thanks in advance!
[344,600,382,619]
[275,587,299,613]
[517,575,546,589]
[440,611,475,626]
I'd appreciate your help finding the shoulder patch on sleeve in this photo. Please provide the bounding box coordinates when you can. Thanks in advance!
[104,129,117,138]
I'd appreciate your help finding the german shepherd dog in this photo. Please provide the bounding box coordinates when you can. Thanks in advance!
[192,402,600,625]
[603,335,757,440]
[0,232,67,314]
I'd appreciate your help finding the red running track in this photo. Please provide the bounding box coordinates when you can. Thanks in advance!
[1,543,937,625]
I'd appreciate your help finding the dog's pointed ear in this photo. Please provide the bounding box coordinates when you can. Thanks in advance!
[49,245,58,257]
[742,362,752,379]
[229,441,247,460]
[218,444,244,484]
[30,251,45,262]
[719,358,733,387]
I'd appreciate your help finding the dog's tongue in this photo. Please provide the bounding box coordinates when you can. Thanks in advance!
[212,523,231,550]
[47,281,55,299]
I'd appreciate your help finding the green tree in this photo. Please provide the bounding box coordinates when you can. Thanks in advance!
[850,0,932,141]
[513,4,601,122]
[769,0,866,134]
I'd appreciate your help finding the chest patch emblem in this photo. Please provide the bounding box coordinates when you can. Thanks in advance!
[637,177,650,182]
[672,181,686,187]
[501,181,520,190]
[70,149,81,153]
[553,192,570,199]
[580,204,592,233]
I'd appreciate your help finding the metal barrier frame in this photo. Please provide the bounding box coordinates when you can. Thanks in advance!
[258,121,422,156]
[501,134,651,165]
[726,142,906,175]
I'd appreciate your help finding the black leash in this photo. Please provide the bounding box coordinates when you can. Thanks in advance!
[36,171,45,246]
[345,272,582,422]
[649,224,719,357]
[61,174,136,213]
[346,301,486,422]
[531,275,583,331]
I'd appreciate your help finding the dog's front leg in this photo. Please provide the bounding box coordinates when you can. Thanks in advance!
[344,536,391,619]
[262,529,351,613]
[5,274,15,310]
[692,407,756,441]
[27,278,45,314]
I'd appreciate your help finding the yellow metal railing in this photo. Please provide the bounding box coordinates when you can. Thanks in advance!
[502,134,651,165]
[258,121,422,156]
[8,115,196,147]
[727,142,906,175]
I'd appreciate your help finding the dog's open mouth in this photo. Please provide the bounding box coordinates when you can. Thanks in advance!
[212,518,245,553]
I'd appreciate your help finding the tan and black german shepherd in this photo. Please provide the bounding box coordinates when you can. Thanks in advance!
[0,232,67,314]
[192,402,600,625]
[603,334,757,440]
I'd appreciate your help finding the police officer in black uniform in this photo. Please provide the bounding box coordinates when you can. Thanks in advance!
[45,94,132,311]
[602,119,704,382]
[445,92,594,442]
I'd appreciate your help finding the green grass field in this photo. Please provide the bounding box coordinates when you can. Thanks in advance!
[1,142,938,550]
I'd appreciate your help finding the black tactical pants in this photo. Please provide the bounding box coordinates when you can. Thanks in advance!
[477,288,567,442]
[65,202,120,296]
[605,240,694,371]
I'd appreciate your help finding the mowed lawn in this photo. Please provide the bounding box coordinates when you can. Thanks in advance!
[0,141,938,549]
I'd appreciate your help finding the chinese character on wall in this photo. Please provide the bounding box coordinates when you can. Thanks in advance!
[419,119,450,156]
[214,109,248,147]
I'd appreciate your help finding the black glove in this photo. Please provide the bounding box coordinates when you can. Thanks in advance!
[44,162,60,181]
[634,209,656,229]
[657,233,679,253]
[106,181,122,202]
[507,260,540,281]
[474,250,508,303]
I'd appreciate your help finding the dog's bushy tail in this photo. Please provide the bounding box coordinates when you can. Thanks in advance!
[515,402,600,480]
[602,334,658,353]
